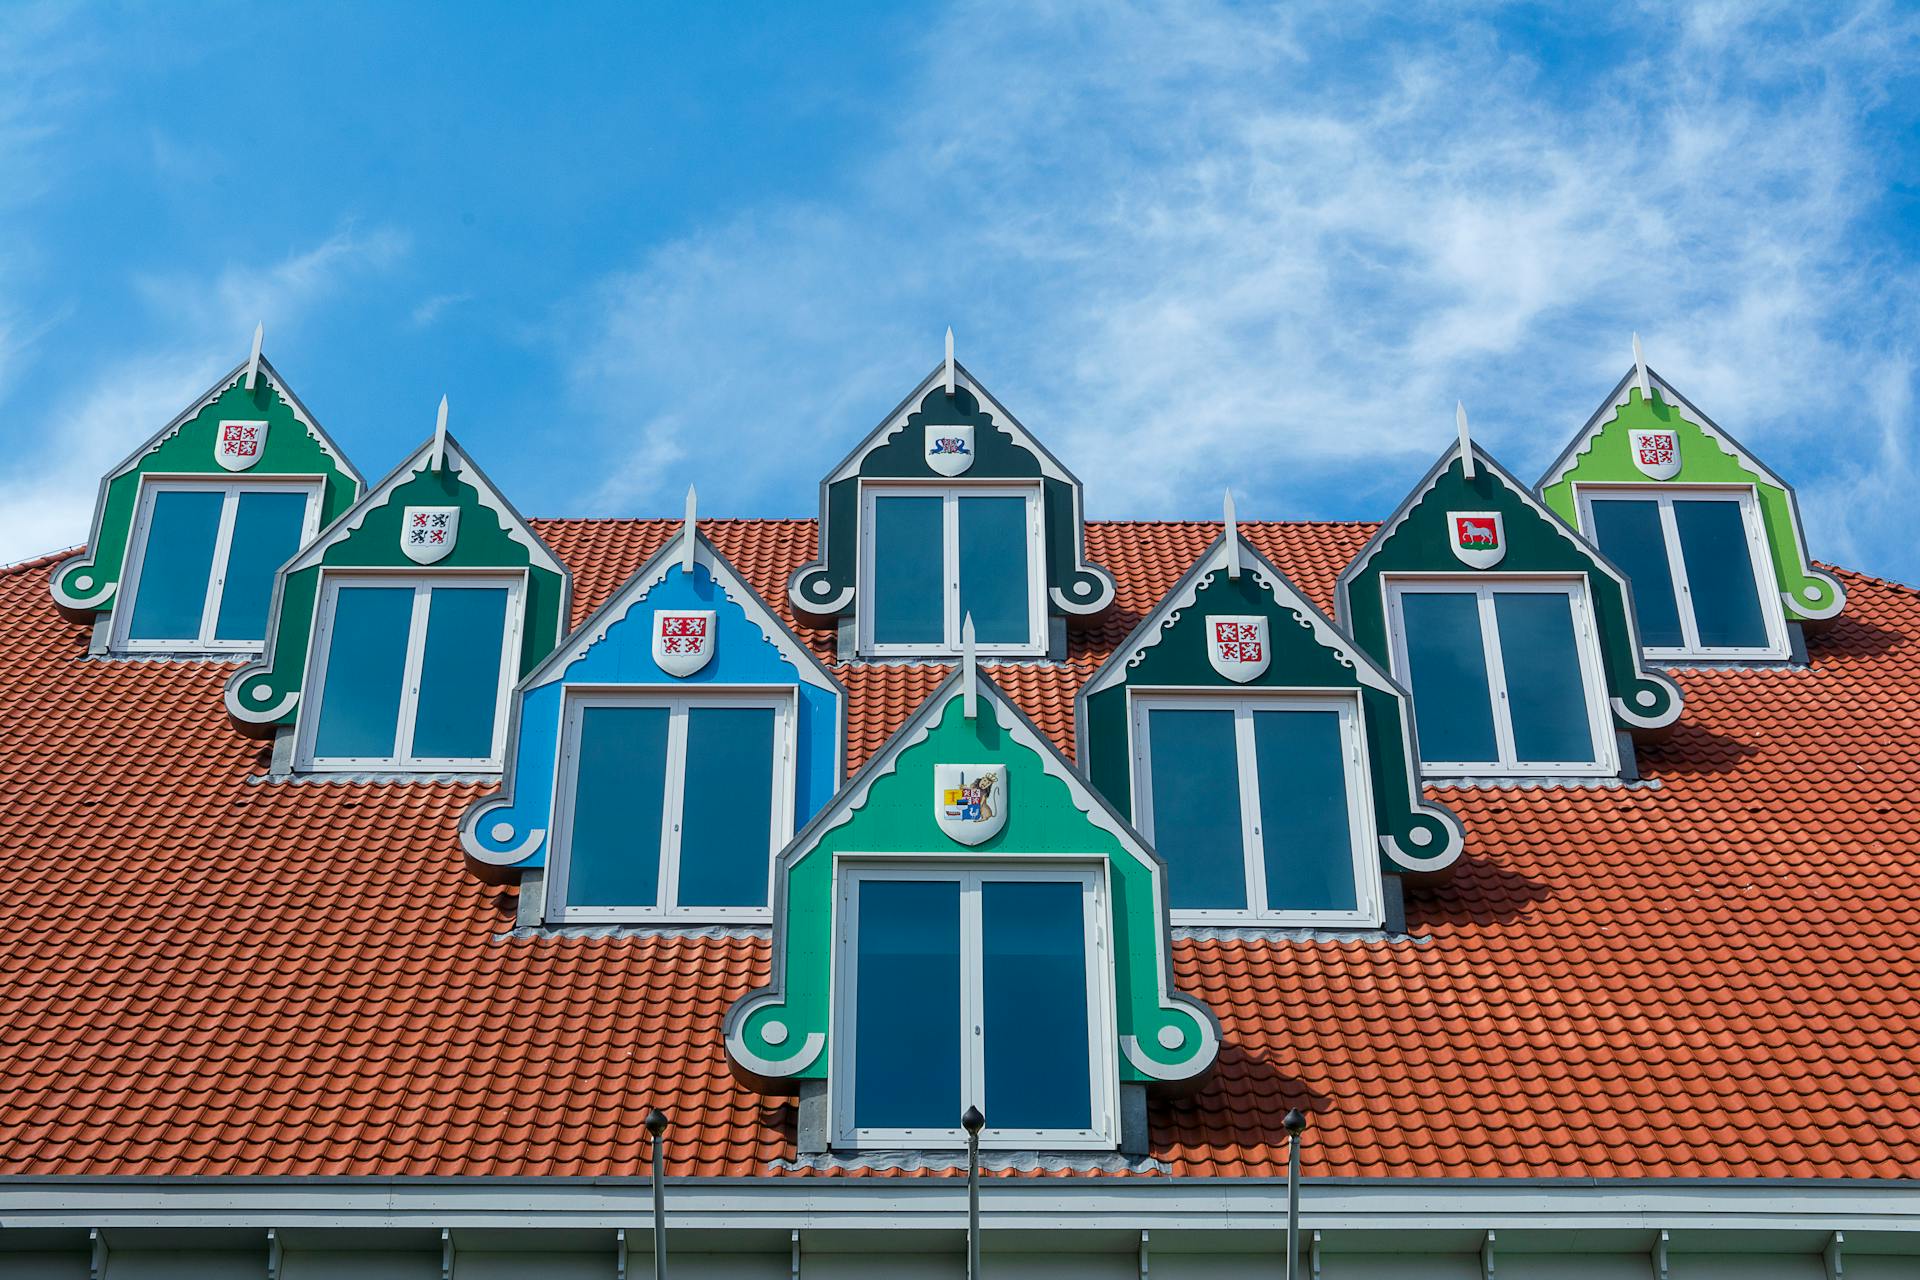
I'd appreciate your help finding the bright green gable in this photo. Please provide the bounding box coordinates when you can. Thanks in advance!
[726,674,1218,1091]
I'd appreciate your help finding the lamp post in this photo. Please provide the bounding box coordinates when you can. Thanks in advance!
[963,1105,985,1279]
[646,1108,670,1280]
[1283,1108,1307,1280]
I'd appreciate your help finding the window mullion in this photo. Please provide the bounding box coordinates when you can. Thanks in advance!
[393,585,434,763]
[659,703,690,911]
[1477,588,1519,769]
[197,489,242,646]
[1656,498,1702,651]
[945,493,962,649]
[1233,704,1269,916]
[960,874,985,1127]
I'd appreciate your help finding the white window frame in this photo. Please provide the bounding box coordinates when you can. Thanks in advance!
[1384,574,1619,777]
[297,569,526,772]
[1127,689,1382,928]
[544,686,797,924]
[855,481,1048,657]
[1574,482,1790,661]
[114,476,324,654]
[830,857,1118,1151]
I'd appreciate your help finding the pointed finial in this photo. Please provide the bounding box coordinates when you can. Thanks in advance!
[1632,332,1651,403]
[682,484,698,573]
[431,395,450,472]
[961,613,977,719]
[1224,488,1242,580]
[944,327,956,397]
[1456,401,1475,479]
[245,322,264,391]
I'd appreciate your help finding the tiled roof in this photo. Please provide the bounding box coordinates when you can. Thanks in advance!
[1,521,1916,1179]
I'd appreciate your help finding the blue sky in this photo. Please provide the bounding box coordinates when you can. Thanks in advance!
[3,2,1918,582]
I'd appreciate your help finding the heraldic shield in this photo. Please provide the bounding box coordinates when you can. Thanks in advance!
[401,506,461,565]
[1206,615,1271,683]
[923,422,975,477]
[214,419,269,472]
[653,609,716,678]
[1629,428,1682,481]
[934,763,1006,846]
[1447,511,1506,569]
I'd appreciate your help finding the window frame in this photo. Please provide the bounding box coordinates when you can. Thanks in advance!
[297,569,526,773]
[1573,482,1791,661]
[544,685,798,924]
[113,475,325,654]
[855,480,1048,658]
[829,857,1119,1151]
[1126,689,1382,928]
[1383,574,1619,777]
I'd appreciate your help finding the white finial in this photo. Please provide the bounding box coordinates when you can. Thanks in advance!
[245,322,263,391]
[682,484,698,573]
[944,327,956,397]
[1632,332,1651,403]
[1224,488,1242,580]
[431,395,449,472]
[1456,401,1475,479]
[962,613,977,719]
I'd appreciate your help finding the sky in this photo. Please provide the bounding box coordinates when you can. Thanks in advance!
[2,1,1917,583]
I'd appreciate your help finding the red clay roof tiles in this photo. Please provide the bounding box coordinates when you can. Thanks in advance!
[0,522,1916,1180]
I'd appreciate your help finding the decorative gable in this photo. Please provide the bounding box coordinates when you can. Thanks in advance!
[49,350,362,625]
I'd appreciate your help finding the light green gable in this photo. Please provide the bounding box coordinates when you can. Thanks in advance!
[50,356,362,621]
[1538,372,1844,625]
[725,670,1219,1092]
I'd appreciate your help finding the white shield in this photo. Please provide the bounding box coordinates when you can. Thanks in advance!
[934,763,1007,846]
[1629,428,1681,480]
[652,609,716,678]
[1206,615,1270,683]
[401,506,461,564]
[1447,511,1505,569]
[924,423,975,477]
[214,419,269,471]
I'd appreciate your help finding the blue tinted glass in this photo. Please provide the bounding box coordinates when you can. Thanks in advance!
[213,491,308,642]
[1493,592,1597,765]
[675,706,777,908]
[1673,500,1771,649]
[1252,710,1358,912]
[871,495,944,645]
[1588,499,1684,648]
[1146,708,1248,910]
[565,705,670,908]
[312,586,415,759]
[983,879,1092,1130]
[854,879,961,1130]
[126,489,224,641]
[1400,592,1499,764]
[958,495,1030,645]
[410,587,509,760]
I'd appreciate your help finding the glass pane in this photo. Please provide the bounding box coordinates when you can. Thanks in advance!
[1399,592,1499,764]
[565,705,670,908]
[410,586,509,760]
[870,495,944,646]
[854,879,961,1130]
[1252,710,1358,913]
[1588,499,1684,648]
[311,586,415,759]
[675,706,777,907]
[1493,592,1598,765]
[958,495,1031,645]
[126,489,224,641]
[213,490,309,642]
[983,880,1092,1130]
[1145,708,1248,910]
[1673,499,1771,649]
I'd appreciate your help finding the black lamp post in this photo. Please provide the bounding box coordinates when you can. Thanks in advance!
[963,1105,985,1279]
[646,1108,670,1280]
[1283,1108,1307,1280]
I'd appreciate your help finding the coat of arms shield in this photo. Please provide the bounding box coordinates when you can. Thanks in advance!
[924,423,975,477]
[214,420,269,472]
[1448,512,1505,569]
[1628,428,1681,480]
[1206,615,1270,683]
[653,610,716,678]
[401,506,461,564]
[934,763,1006,846]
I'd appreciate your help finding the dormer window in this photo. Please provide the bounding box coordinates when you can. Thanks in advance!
[857,484,1045,656]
